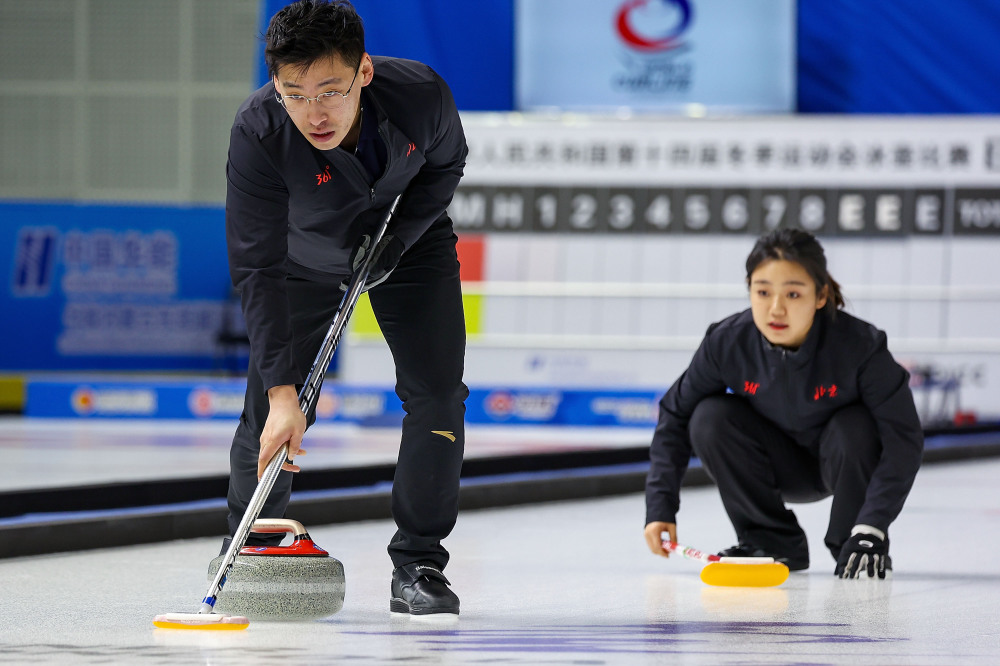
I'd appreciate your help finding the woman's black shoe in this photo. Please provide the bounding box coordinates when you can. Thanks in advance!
[719,542,809,572]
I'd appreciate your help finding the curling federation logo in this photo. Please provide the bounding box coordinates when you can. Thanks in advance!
[614,0,692,53]
[612,0,694,94]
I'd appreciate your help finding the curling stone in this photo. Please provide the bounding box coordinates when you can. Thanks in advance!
[207,518,345,621]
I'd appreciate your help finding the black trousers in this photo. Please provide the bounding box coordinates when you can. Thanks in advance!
[689,395,881,564]
[226,226,468,571]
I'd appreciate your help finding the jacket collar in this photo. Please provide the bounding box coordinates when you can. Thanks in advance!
[758,311,827,366]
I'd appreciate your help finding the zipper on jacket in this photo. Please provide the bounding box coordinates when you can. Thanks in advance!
[370,126,392,205]
[780,348,791,426]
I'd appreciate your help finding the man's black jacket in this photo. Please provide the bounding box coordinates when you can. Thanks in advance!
[225,57,467,391]
[645,308,923,532]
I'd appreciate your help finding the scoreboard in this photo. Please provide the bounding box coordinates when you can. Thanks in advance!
[450,185,1000,236]
[452,115,1000,237]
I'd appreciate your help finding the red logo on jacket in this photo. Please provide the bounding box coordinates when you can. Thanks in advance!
[813,384,838,400]
[743,381,760,395]
[315,164,331,186]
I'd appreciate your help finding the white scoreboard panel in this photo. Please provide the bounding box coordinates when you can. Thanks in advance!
[449,185,1000,236]
[454,114,1000,237]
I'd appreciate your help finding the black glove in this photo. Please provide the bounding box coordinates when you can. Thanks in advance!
[341,234,404,293]
[836,525,890,579]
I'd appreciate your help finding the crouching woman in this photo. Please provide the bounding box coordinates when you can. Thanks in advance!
[643,229,923,578]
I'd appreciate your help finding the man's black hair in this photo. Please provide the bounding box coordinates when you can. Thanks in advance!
[264,0,365,78]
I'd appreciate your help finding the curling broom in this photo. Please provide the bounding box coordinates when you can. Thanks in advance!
[153,195,401,630]
[664,540,790,587]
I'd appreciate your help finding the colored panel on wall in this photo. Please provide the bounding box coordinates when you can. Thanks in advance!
[463,293,483,337]
[347,293,483,339]
[456,234,484,282]
[347,293,381,338]
[348,234,486,339]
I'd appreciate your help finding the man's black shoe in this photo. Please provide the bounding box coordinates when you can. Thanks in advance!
[719,542,809,572]
[390,562,460,615]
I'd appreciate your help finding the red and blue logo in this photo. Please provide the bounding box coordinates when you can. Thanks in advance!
[615,0,692,52]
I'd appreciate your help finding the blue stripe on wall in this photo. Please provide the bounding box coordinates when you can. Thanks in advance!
[259,0,1000,113]
[259,0,514,111]
[798,0,1000,113]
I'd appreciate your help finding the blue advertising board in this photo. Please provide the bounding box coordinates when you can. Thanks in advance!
[25,378,405,426]
[25,377,661,428]
[2,202,236,371]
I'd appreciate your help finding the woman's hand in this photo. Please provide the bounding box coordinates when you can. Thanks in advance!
[644,521,678,557]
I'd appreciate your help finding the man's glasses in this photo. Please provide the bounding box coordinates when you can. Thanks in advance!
[275,67,359,112]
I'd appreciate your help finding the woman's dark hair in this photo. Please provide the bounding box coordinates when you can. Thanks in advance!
[264,0,365,78]
[745,228,845,318]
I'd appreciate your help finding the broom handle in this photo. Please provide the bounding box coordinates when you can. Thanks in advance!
[663,540,722,563]
[296,194,397,418]
[199,441,289,612]
[199,194,401,614]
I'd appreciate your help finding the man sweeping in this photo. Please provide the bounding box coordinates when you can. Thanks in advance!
[224,0,468,615]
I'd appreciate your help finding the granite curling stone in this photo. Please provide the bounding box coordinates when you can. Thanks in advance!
[208,518,345,621]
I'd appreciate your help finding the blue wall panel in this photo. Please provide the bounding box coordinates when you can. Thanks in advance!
[258,0,1000,113]
[261,0,514,111]
[798,0,1000,113]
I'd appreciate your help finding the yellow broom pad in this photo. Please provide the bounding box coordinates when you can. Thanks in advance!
[700,560,790,587]
[153,613,250,630]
